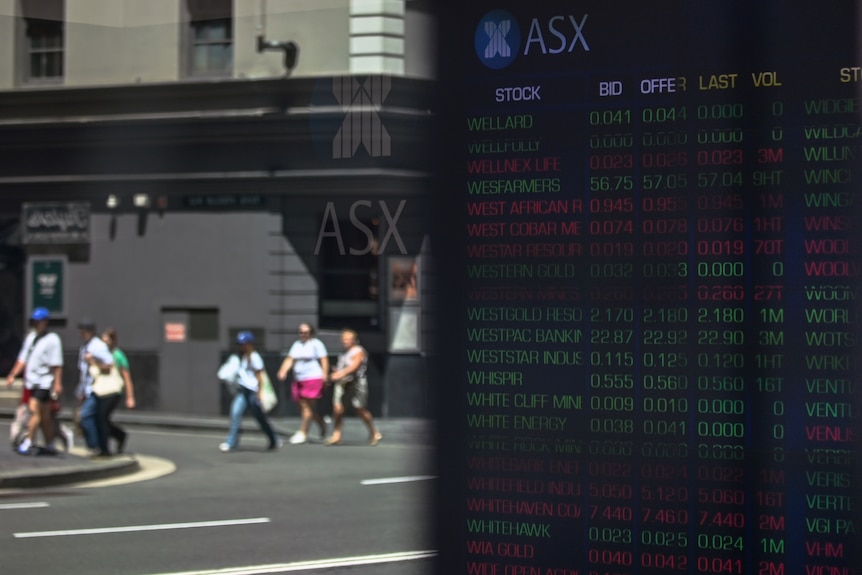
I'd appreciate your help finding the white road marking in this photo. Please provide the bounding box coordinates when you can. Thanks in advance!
[361,475,436,485]
[14,517,270,539]
[143,550,437,575]
[0,502,50,510]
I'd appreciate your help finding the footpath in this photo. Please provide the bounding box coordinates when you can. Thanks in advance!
[0,403,434,489]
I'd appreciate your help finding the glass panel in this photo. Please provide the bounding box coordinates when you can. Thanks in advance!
[192,45,207,71]
[318,217,379,328]
[322,271,377,300]
[45,33,62,49]
[47,53,62,77]
[193,19,230,41]
[190,19,232,74]
[193,23,208,41]
[207,21,227,41]
[188,309,219,341]
[208,46,223,71]
[27,20,63,48]
[30,54,43,78]
[26,19,63,79]
[29,52,63,79]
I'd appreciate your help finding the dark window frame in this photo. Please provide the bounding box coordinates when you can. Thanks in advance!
[318,218,383,332]
[186,0,233,78]
[23,17,64,84]
[189,17,233,76]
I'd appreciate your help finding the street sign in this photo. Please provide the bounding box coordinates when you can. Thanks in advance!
[29,256,66,317]
[22,202,90,245]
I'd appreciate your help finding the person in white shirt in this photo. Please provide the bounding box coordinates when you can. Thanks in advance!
[4,307,64,455]
[219,331,281,452]
[277,323,329,444]
[75,318,115,456]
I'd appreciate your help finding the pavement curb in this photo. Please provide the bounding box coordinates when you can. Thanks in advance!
[1,409,433,489]
[0,454,140,489]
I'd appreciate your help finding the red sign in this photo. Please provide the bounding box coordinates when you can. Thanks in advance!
[164,323,186,342]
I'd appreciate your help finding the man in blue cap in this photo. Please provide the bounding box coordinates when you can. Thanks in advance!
[219,331,281,452]
[4,307,64,455]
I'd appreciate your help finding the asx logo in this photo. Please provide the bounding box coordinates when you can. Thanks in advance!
[475,10,521,69]
[475,10,590,70]
[332,76,391,159]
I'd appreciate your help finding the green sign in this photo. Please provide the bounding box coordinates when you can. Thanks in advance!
[31,259,64,315]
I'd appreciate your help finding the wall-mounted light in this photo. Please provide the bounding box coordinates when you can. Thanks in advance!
[133,193,150,209]
[133,193,150,236]
[107,195,119,240]
[257,35,299,76]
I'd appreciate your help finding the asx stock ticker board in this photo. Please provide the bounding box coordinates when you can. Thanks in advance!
[435,2,862,575]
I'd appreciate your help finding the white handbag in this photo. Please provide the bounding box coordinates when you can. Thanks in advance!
[260,372,278,413]
[217,355,240,395]
[90,364,125,397]
[217,354,239,382]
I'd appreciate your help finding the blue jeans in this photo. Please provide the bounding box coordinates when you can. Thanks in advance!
[224,387,278,449]
[79,393,99,450]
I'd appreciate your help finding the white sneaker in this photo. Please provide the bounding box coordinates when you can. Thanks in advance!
[218,442,234,452]
[16,437,32,455]
[289,431,307,445]
[60,424,74,452]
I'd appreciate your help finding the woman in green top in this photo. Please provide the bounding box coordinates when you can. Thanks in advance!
[99,328,136,454]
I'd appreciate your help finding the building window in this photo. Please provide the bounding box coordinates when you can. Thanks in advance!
[319,219,381,331]
[188,0,232,76]
[26,19,63,80]
[191,18,232,75]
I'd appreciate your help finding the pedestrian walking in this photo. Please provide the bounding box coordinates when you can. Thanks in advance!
[219,331,282,452]
[324,329,382,446]
[98,327,136,454]
[9,387,73,453]
[276,323,328,444]
[75,318,115,457]
[4,307,64,455]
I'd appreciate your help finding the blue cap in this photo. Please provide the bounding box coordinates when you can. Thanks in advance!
[31,307,50,321]
[236,331,254,344]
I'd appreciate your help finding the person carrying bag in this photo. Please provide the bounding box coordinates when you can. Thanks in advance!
[218,331,281,452]
[90,363,125,397]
